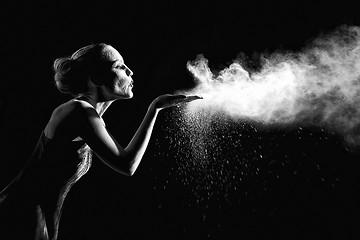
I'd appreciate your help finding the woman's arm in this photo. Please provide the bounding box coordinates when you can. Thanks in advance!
[122,102,159,175]
[78,94,201,176]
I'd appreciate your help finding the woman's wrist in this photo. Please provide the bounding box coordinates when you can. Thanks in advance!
[148,101,161,115]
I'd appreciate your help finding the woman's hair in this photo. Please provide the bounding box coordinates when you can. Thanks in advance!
[53,43,113,95]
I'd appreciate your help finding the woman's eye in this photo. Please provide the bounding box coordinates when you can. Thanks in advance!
[115,65,126,70]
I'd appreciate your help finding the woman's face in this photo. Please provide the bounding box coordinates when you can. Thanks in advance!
[101,46,134,100]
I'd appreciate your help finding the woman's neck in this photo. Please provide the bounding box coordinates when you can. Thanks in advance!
[76,94,114,117]
[96,101,114,117]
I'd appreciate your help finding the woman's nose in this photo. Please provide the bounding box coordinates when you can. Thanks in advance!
[126,67,133,77]
[124,64,133,76]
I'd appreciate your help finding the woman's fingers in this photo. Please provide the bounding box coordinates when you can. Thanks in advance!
[172,95,203,105]
[183,95,203,102]
[153,94,203,110]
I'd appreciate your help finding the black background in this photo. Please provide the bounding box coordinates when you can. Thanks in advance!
[1,0,360,239]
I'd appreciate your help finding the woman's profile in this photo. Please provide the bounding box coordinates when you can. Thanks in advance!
[0,43,201,240]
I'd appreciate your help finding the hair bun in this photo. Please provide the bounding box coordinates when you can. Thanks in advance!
[53,57,75,75]
[53,57,82,94]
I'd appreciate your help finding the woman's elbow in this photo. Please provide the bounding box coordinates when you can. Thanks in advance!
[119,162,137,177]
[123,167,136,177]
[101,154,139,176]
[100,158,136,176]
[112,165,136,177]
[123,155,140,176]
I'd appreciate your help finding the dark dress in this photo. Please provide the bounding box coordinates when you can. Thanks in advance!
[0,131,92,240]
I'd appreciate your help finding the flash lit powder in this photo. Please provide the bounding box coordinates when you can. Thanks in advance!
[155,26,356,209]
[181,25,360,146]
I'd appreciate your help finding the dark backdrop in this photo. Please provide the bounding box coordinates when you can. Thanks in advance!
[1,1,360,239]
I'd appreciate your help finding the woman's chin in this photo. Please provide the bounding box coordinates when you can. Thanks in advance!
[115,91,133,99]
[126,90,134,98]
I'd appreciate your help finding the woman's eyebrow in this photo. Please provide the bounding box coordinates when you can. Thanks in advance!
[111,60,124,66]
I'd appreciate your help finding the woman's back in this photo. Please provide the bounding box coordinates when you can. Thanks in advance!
[0,100,94,239]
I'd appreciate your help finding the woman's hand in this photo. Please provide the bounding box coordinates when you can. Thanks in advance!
[151,94,203,110]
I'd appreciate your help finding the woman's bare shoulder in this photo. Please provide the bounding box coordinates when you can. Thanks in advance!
[54,99,96,116]
[45,99,98,139]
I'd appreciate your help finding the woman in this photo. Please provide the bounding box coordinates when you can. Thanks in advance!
[0,43,201,240]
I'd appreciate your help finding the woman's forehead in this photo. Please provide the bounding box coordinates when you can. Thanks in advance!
[106,46,124,63]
